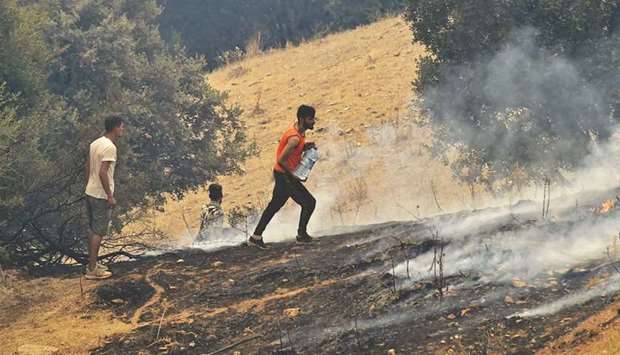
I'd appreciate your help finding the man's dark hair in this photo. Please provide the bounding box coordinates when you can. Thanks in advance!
[208,183,223,201]
[104,115,124,133]
[297,105,315,120]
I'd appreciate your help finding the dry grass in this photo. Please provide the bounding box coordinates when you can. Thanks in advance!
[537,298,620,354]
[137,17,476,240]
[245,31,263,58]
[0,271,134,354]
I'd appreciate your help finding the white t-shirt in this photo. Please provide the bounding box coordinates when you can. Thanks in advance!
[85,136,117,199]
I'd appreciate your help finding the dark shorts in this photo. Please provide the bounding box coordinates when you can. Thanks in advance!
[86,195,111,236]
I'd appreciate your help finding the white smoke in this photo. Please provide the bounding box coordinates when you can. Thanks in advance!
[395,213,620,286]
[313,287,509,339]
[192,28,620,330]
[515,273,620,318]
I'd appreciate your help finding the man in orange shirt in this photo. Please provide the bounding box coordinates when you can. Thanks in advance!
[249,105,317,249]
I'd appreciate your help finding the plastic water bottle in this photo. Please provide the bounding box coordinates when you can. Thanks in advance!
[293,147,319,181]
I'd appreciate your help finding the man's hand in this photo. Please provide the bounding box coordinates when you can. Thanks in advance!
[107,195,117,208]
[304,142,316,150]
[286,170,301,182]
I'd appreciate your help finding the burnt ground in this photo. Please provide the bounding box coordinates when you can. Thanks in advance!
[85,192,620,354]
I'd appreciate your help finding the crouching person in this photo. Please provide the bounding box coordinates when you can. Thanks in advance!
[196,183,225,241]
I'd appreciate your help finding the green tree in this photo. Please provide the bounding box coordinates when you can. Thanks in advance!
[0,0,251,267]
[407,0,620,191]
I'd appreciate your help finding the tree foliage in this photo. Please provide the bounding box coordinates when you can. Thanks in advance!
[0,0,251,267]
[157,0,407,68]
[407,0,620,191]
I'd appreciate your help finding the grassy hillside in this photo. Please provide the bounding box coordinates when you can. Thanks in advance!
[5,16,620,355]
[0,18,461,353]
[142,17,478,243]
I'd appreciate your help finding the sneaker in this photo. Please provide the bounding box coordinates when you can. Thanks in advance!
[96,262,109,271]
[296,233,314,243]
[248,236,268,249]
[85,267,112,280]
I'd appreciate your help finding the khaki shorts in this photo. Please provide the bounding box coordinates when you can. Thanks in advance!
[86,195,111,236]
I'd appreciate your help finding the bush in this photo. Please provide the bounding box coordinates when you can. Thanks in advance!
[216,47,245,66]
[407,0,620,190]
[0,0,252,267]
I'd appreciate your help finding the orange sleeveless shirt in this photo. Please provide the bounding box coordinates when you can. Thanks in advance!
[274,126,305,173]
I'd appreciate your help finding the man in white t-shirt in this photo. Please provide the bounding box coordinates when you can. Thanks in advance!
[84,115,125,280]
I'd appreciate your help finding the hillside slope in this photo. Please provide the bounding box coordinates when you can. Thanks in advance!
[5,16,620,355]
[6,189,620,354]
[144,17,475,243]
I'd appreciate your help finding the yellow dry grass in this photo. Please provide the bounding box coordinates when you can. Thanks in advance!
[140,17,478,240]
[0,272,133,354]
[537,298,620,355]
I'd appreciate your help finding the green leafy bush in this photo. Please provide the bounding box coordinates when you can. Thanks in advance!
[0,0,251,267]
[407,0,620,190]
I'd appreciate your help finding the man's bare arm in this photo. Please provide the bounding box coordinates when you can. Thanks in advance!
[277,136,300,176]
[99,161,115,207]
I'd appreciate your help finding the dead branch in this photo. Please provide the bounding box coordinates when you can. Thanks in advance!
[591,259,620,272]
[354,316,360,348]
[294,253,302,272]
[545,179,551,218]
[390,236,412,280]
[155,307,167,341]
[458,270,472,279]
[331,201,348,224]
[145,338,166,350]
[429,226,446,300]
[390,256,397,294]
[394,202,423,222]
[180,209,194,237]
[430,180,444,213]
[98,250,143,262]
[542,178,551,220]
[348,178,368,224]
[6,195,85,244]
[12,215,148,267]
[406,250,411,280]
[278,319,284,351]
[390,236,405,248]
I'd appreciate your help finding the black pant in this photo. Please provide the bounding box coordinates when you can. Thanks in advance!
[253,171,316,236]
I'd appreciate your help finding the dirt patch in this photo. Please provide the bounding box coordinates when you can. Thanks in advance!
[228,280,337,314]
[130,270,165,325]
[1,273,134,354]
[95,276,156,321]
